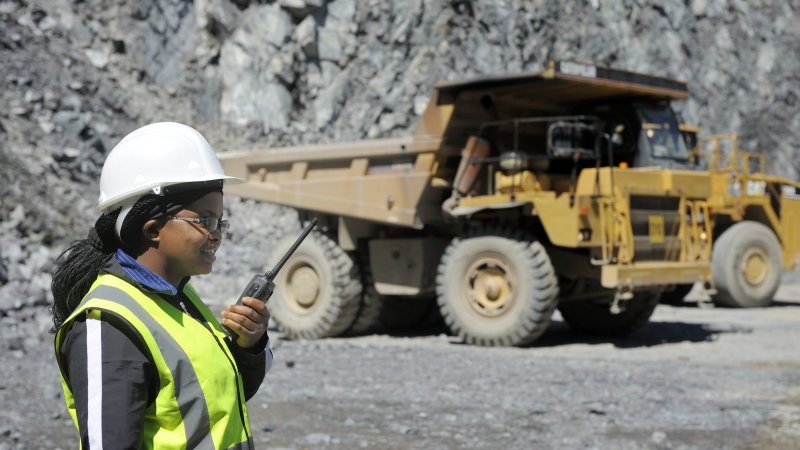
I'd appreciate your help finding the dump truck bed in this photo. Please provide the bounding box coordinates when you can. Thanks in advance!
[219,136,444,228]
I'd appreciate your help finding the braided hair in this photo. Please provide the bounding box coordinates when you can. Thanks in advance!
[50,185,221,333]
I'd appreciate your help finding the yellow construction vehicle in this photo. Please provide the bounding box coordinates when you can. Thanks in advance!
[219,60,800,346]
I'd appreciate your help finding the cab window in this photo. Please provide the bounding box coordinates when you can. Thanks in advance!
[637,106,689,160]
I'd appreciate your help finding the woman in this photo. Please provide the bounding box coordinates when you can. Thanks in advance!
[51,122,271,449]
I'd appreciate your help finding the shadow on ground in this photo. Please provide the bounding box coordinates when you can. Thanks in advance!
[530,320,721,348]
[362,317,741,350]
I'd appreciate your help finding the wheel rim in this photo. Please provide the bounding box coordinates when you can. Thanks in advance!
[741,247,769,287]
[286,260,321,313]
[463,255,515,318]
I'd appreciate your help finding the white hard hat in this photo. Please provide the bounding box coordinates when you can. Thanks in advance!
[97,122,242,213]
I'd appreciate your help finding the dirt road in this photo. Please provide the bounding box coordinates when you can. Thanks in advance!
[2,281,799,449]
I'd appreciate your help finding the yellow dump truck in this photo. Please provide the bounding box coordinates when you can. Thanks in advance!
[219,60,800,346]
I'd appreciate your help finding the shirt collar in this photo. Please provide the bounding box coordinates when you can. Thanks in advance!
[115,249,186,296]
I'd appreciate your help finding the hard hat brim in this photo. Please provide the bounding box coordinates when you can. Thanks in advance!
[97,175,243,214]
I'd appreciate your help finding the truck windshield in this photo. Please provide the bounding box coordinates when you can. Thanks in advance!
[638,106,689,160]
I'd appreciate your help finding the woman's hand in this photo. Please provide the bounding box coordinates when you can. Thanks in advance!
[221,297,270,349]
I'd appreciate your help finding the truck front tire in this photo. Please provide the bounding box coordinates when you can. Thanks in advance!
[436,228,559,346]
[712,221,782,308]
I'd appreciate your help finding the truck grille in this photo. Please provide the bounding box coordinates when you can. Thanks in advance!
[629,195,682,262]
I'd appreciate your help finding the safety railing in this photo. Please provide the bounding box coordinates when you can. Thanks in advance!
[594,196,634,265]
[693,133,768,176]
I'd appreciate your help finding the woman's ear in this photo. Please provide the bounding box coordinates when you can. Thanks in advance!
[142,219,164,244]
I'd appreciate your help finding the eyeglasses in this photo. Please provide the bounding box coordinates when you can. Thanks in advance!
[167,216,230,235]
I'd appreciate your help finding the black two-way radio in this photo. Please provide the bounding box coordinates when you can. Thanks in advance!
[225,218,318,337]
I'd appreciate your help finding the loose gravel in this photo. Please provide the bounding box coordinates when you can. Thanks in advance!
[2,279,799,449]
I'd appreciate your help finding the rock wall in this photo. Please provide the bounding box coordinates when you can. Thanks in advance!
[0,0,798,340]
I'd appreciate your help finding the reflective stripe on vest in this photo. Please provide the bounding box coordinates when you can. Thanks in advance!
[227,437,255,450]
[55,274,252,450]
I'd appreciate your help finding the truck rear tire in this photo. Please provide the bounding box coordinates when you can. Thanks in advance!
[346,258,383,335]
[435,228,559,346]
[352,243,443,334]
[558,292,660,336]
[268,231,362,339]
[712,221,782,308]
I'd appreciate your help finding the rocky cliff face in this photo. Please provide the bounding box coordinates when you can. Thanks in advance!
[0,0,798,337]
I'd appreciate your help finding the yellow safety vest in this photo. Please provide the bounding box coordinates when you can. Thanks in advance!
[55,274,254,450]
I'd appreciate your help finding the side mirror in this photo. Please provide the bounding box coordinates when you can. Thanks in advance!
[499,151,526,174]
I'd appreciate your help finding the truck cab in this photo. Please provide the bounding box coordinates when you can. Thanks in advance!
[427,60,696,183]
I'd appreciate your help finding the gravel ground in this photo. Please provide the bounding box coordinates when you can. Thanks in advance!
[2,280,799,450]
